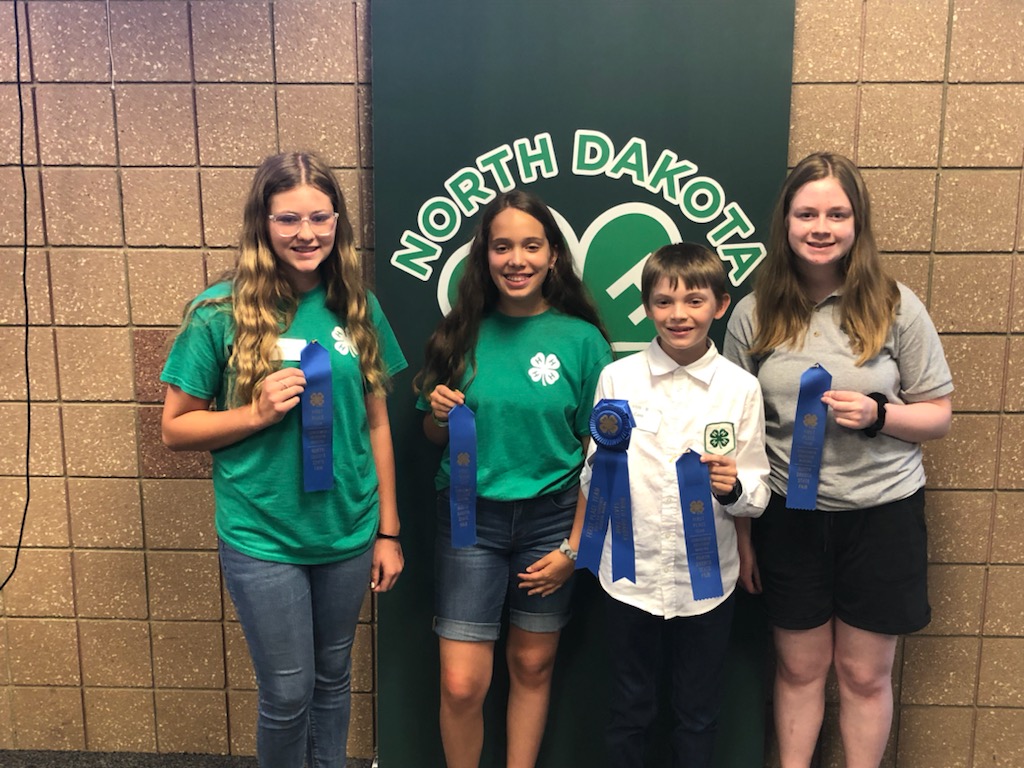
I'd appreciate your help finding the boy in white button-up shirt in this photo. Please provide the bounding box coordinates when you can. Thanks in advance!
[548,243,771,768]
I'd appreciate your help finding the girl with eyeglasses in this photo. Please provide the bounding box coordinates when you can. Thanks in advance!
[161,151,406,768]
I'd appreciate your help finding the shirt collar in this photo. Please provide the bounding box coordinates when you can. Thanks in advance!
[646,337,720,385]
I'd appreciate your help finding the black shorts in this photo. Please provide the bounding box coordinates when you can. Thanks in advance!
[752,488,930,635]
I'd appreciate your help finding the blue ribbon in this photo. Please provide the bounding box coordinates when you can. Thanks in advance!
[300,340,333,492]
[786,364,832,510]
[577,399,635,582]
[448,404,477,548]
[675,451,724,600]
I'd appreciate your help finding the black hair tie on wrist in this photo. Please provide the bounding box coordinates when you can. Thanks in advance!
[376,531,400,540]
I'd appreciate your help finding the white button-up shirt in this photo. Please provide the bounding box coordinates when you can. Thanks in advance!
[580,339,770,618]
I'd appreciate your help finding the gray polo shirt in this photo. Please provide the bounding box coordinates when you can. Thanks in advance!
[724,283,953,511]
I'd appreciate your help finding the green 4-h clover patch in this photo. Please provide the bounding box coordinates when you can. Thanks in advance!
[703,422,735,456]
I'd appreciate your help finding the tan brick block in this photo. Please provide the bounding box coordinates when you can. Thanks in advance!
[116,84,197,166]
[360,590,372,624]
[200,168,251,247]
[936,170,1018,253]
[36,84,116,165]
[791,0,861,83]
[992,493,1024,564]
[787,85,857,168]
[901,636,979,705]
[0,326,58,401]
[0,548,74,617]
[56,326,134,401]
[1015,256,1024,332]
[358,84,372,168]
[1006,338,1024,411]
[985,565,1024,635]
[923,414,998,490]
[134,328,176,404]
[348,692,375,759]
[68,477,143,548]
[10,687,85,750]
[0,85,37,164]
[974,708,1024,768]
[127,251,204,326]
[196,85,276,166]
[979,638,1024,705]
[108,0,191,82]
[29,1,110,82]
[50,249,128,325]
[858,84,942,168]
[0,248,50,324]
[0,168,44,246]
[0,2,30,82]
[62,403,138,477]
[224,621,256,689]
[949,0,1024,82]
[42,168,122,246]
[944,85,1024,167]
[926,490,992,564]
[352,623,373,693]
[896,705,972,768]
[141,479,217,550]
[862,0,948,82]
[73,550,148,619]
[278,85,359,168]
[79,619,153,687]
[998,415,1024,489]
[940,335,1004,413]
[123,169,201,247]
[275,1,357,83]
[0,402,64,476]
[83,688,156,753]
[337,168,365,251]
[0,477,69,548]
[206,250,238,283]
[228,689,257,756]
[356,0,370,83]
[7,618,80,685]
[860,169,935,252]
[154,690,228,754]
[192,1,272,82]
[931,255,1012,332]
[152,621,225,689]
[921,563,985,635]
[147,551,222,620]
[138,405,212,480]
[0,676,11,747]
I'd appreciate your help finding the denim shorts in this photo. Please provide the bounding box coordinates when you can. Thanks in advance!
[434,484,579,642]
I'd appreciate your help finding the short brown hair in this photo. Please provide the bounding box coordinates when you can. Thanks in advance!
[641,242,729,308]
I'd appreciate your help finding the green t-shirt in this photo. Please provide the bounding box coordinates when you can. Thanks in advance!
[161,282,407,564]
[419,310,612,500]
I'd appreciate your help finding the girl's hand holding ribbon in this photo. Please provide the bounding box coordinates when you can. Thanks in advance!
[255,369,306,426]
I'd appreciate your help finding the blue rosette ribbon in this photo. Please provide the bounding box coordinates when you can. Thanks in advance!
[447,404,478,548]
[300,340,333,492]
[675,450,724,600]
[577,399,636,582]
[786,364,832,510]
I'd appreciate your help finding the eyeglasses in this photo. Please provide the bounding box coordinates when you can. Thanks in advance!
[268,211,340,237]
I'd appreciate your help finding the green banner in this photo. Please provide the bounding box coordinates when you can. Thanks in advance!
[373,2,793,765]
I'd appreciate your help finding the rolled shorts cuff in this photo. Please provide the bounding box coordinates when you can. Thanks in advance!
[433,616,501,642]
[510,607,570,634]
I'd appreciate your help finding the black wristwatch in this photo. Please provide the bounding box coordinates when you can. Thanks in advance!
[863,393,887,438]
[714,478,743,506]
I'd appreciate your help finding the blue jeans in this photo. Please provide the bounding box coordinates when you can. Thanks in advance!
[219,539,373,768]
[434,485,578,641]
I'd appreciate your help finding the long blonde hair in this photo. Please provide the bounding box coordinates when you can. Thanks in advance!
[749,152,900,365]
[190,152,388,405]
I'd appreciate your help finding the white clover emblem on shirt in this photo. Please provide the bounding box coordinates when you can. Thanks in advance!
[528,352,561,386]
[704,422,736,456]
[331,326,357,357]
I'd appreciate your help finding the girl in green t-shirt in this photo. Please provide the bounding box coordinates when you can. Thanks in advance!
[161,152,406,768]
[416,190,612,768]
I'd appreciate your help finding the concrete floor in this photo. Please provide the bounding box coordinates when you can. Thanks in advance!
[0,753,373,767]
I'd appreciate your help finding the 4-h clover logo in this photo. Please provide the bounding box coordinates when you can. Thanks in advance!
[704,422,736,456]
[803,414,818,428]
[331,326,356,357]
[689,500,705,514]
[310,392,325,407]
[456,452,471,466]
[528,352,561,386]
[598,413,620,436]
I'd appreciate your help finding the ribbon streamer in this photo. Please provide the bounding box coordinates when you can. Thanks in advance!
[786,364,832,510]
[675,450,724,600]
[448,404,478,548]
[300,341,333,492]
